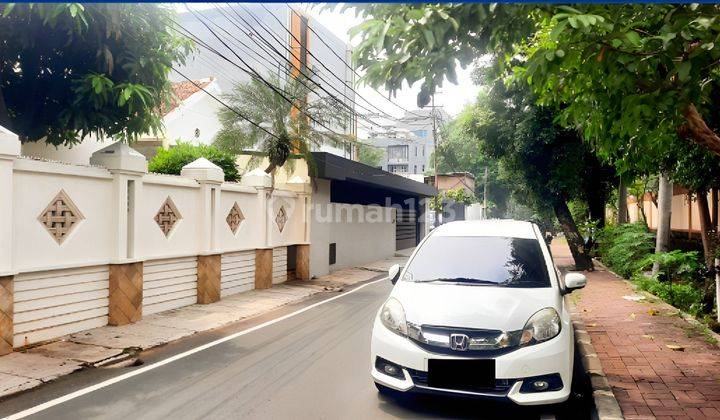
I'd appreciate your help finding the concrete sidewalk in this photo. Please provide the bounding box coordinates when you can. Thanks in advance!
[552,240,720,419]
[0,252,410,399]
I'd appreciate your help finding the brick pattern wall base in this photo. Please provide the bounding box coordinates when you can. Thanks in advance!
[0,276,12,355]
[109,262,143,326]
[296,244,310,281]
[197,254,221,304]
[255,249,273,290]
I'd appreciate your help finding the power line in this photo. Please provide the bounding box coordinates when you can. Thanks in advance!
[173,66,383,150]
[225,4,390,129]
[211,4,389,133]
[184,7,352,141]
[174,10,386,151]
[171,67,279,140]
[285,3,425,118]
[256,3,408,123]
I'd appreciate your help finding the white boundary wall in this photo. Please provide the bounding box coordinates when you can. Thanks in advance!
[0,135,311,347]
[220,251,255,297]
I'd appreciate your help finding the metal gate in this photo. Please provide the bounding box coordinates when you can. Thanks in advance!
[396,208,417,250]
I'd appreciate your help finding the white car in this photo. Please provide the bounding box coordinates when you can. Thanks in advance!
[371,220,586,406]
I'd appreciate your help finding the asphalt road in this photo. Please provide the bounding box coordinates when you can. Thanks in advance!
[0,278,592,420]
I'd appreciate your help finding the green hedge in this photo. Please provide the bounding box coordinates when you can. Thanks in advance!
[595,222,654,278]
[596,223,712,323]
[632,274,704,316]
[148,142,239,181]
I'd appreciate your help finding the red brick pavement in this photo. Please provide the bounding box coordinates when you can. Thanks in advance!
[551,240,720,420]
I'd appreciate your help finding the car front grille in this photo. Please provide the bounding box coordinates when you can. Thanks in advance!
[407,325,523,356]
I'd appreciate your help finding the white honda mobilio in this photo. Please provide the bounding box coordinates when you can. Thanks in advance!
[370,220,586,406]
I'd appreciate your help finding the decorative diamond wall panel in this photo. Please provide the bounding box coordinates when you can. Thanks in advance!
[37,190,84,244]
[275,205,288,233]
[155,197,181,237]
[226,202,244,235]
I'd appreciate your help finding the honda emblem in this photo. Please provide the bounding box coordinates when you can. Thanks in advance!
[449,333,470,351]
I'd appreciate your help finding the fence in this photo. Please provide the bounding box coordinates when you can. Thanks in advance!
[0,129,310,353]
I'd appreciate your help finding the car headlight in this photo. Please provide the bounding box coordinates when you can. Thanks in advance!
[380,298,407,336]
[520,308,561,346]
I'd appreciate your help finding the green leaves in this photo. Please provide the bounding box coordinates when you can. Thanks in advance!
[625,30,641,46]
[1,4,193,145]
[677,61,691,82]
[148,142,240,182]
[214,73,354,173]
[422,28,435,49]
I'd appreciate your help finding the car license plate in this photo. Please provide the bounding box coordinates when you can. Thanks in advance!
[427,359,495,390]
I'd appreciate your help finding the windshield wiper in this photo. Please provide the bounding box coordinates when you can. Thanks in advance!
[424,278,499,285]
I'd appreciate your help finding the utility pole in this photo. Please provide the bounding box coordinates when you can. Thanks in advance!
[431,95,440,227]
[483,166,488,219]
[432,94,438,190]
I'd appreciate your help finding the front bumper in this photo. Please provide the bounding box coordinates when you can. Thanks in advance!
[370,317,574,406]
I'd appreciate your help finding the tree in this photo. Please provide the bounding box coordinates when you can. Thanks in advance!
[518,5,720,162]
[214,74,352,174]
[348,4,720,161]
[358,144,384,168]
[0,4,191,145]
[653,173,673,276]
[148,142,240,181]
[470,76,613,270]
[669,141,720,268]
[435,102,510,217]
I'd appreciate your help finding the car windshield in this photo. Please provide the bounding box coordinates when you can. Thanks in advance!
[404,236,551,288]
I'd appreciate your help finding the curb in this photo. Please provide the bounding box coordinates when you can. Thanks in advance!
[566,295,624,420]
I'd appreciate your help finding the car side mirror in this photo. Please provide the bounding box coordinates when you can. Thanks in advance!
[564,272,587,292]
[388,264,402,284]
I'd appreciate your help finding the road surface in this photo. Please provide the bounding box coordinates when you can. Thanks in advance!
[0,278,591,419]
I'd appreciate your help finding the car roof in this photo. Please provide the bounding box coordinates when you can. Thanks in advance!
[431,220,538,239]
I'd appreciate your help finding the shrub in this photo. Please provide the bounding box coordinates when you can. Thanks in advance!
[639,250,704,283]
[148,142,239,181]
[633,274,704,317]
[596,222,654,277]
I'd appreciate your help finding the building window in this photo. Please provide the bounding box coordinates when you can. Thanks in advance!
[387,145,408,160]
[413,130,428,139]
[422,165,425,172]
[388,164,408,173]
[414,146,418,157]
[414,165,417,173]
[421,145,425,156]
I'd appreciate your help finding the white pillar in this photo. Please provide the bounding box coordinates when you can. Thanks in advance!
[0,126,20,276]
[284,175,312,244]
[241,168,273,248]
[90,142,147,262]
[181,158,224,254]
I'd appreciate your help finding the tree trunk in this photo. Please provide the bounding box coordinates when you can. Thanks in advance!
[680,104,720,157]
[696,189,716,269]
[587,192,606,229]
[617,177,629,224]
[638,200,648,227]
[553,199,593,271]
[652,173,673,276]
[715,257,720,323]
[712,187,718,231]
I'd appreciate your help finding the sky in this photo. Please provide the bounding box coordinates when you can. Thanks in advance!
[301,3,481,119]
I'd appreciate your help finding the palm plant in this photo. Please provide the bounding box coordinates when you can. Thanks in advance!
[214,73,353,176]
